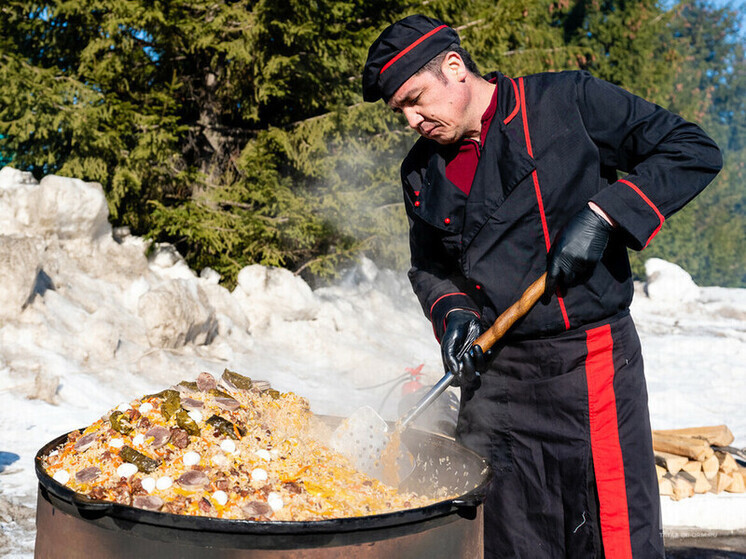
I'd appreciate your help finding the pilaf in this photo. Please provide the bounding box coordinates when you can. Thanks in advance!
[41,370,442,521]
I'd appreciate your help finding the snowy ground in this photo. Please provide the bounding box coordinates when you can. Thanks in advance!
[0,167,744,556]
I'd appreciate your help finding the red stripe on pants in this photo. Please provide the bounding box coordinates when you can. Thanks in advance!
[586,324,633,559]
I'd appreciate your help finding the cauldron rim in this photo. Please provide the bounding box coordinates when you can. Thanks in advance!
[35,421,492,536]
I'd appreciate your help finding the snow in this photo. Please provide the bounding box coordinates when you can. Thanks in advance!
[0,167,744,556]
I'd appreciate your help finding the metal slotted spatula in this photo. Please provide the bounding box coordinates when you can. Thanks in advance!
[330,273,548,485]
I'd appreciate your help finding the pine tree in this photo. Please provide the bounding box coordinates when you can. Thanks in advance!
[626,0,746,286]
[1,0,741,286]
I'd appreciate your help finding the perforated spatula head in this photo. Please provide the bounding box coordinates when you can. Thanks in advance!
[329,273,549,486]
[329,405,413,485]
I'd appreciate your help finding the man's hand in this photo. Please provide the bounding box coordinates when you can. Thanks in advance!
[441,310,486,387]
[544,205,614,301]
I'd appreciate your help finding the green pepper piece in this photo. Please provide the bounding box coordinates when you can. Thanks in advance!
[222,369,253,390]
[160,391,181,420]
[120,445,160,473]
[109,411,134,435]
[209,388,232,399]
[175,409,201,436]
[143,388,180,400]
[266,389,281,400]
[206,414,245,440]
[177,381,198,391]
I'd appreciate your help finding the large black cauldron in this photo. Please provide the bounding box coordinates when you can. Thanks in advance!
[35,419,491,558]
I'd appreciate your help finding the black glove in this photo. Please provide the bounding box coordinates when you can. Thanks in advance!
[544,205,614,301]
[441,310,486,388]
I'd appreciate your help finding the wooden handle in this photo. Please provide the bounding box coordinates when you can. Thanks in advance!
[473,272,547,353]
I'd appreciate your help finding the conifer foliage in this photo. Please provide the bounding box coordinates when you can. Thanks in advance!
[0,0,743,286]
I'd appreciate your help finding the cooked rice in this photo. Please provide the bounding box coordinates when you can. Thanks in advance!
[41,371,442,520]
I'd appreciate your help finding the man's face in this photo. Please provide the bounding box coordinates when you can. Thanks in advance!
[387,60,470,145]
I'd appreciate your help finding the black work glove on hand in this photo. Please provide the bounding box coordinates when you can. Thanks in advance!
[544,205,614,302]
[441,310,487,388]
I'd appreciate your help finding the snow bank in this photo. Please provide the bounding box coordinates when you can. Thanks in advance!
[0,167,110,240]
[0,167,744,557]
[644,257,701,304]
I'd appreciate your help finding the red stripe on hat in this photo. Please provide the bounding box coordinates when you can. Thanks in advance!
[585,324,633,559]
[380,25,449,74]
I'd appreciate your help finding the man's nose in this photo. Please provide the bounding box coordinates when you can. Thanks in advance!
[402,107,424,130]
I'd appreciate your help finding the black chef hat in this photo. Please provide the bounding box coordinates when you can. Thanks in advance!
[363,15,460,103]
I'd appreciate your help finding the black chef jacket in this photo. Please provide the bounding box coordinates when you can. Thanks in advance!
[401,70,722,341]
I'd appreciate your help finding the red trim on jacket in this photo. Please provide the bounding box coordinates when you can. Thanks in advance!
[429,292,467,318]
[518,77,571,330]
[429,293,479,341]
[585,324,634,559]
[618,178,665,248]
[380,25,449,74]
[503,78,520,125]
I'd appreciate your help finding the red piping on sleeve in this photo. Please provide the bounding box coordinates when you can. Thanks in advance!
[585,324,634,559]
[519,77,571,330]
[429,292,468,318]
[618,179,665,248]
[429,292,480,342]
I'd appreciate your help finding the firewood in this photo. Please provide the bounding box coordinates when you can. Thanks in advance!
[712,472,733,494]
[725,472,745,493]
[653,425,734,447]
[701,455,719,480]
[681,460,702,475]
[652,432,714,461]
[715,451,739,474]
[658,476,674,497]
[670,473,695,500]
[654,451,689,475]
[693,471,711,494]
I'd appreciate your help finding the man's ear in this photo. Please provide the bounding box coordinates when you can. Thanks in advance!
[442,51,467,82]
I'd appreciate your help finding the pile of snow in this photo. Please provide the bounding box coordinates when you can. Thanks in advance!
[644,258,701,304]
[0,167,744,556]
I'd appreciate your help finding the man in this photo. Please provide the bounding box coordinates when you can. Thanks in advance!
[362,15,722,559]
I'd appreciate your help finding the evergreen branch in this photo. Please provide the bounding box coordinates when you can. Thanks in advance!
[502,46,568,57]
[455,19,486,32]
[293,257,320,275]
[376,202,404,211]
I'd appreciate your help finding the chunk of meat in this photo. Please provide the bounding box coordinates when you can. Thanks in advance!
[88,487,106,500]
[74,433,98,453]
[170,427,189,449]
[283,481,303,495]
[176,470,209,490]
[111,479,132,505]
[133,495,164,512]
[241,500,271,519]
[213,475,230,492]
[145,426,171,448]
[198,497,212,513]
[181,397,204,410]
[75,467,101,484]
[196,372,217,392]
[215,397,240,412]
[163,495,190,514]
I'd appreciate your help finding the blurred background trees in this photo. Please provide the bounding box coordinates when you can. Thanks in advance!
[0,0,743,286]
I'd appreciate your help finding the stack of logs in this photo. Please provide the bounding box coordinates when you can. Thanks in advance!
[653,425,745,501]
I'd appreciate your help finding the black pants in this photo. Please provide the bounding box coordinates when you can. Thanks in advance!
[456,312,664,558]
